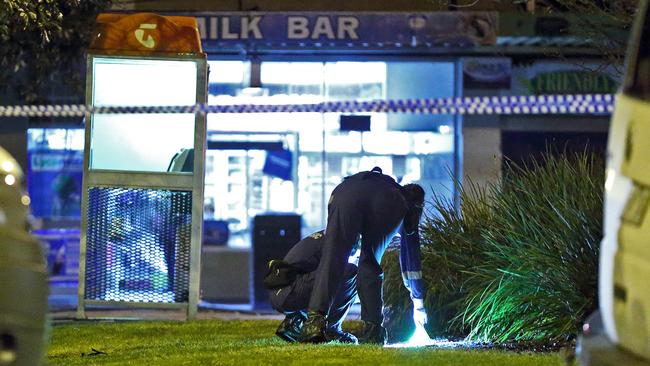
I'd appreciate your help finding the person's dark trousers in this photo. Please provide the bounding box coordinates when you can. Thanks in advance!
[307,180,363,317]
[356,191,405,324]
[270,263,358,328]
[308,174,406,324]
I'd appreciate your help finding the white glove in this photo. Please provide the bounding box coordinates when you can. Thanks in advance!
[412,298,428,327]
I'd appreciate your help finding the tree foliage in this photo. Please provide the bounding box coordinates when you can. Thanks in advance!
[535,0,638,74]
[1,0,112,103]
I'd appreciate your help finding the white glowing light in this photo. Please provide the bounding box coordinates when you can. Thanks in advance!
[384,324,434,348]
[1,160,14,173]
[4,174,15,186]
[385,336,480,349]
[605,168,616,192]
[21,195,31,206]
[408,324,433,346]
[384,322,487,349]
[438,125,452,135]
[91,58,196,173]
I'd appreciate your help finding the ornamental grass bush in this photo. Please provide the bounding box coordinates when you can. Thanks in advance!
[383,151,604,345]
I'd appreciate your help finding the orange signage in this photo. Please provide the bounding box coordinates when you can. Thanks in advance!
[90,13,203,54]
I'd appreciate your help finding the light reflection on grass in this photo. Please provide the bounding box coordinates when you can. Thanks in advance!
[48,319,563,366]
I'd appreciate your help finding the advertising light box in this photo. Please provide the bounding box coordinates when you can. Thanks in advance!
[91,58,197,172]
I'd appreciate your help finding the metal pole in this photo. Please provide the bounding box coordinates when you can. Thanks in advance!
[188,58,208,320]
[453,60,464,213]
[77,54,95,320]
[293,132,299,212]
[321,63,327,227]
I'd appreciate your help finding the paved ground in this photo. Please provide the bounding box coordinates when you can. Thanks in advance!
[51,308,285,323]
[49,294,362,324]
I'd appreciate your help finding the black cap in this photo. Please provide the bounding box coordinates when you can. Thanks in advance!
[371,166,383,174]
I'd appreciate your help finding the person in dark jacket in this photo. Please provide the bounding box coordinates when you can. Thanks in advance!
[265,230,359,343]
[298,167,427,344]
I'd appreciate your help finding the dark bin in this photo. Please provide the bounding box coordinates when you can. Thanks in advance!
[251,214,301,309]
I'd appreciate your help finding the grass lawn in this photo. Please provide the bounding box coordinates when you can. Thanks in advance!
[48,319,568,366]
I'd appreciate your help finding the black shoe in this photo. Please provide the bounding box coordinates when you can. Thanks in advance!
[275,312,307,342]
[358,321,387,345]
[326,327,358,344]
[297,311,327,343]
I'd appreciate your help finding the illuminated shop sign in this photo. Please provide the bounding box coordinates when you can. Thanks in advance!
[526,71,617,95]
[189,12,497,48]
[509,61,620,96]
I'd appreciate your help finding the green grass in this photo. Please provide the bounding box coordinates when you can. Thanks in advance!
[48,319,566,366]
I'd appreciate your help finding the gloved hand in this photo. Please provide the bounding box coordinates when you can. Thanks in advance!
[412,298,428,328]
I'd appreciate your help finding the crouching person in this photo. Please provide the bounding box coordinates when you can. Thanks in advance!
[264,230,359,344]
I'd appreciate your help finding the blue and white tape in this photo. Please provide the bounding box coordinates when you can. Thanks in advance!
[0,94,615,118]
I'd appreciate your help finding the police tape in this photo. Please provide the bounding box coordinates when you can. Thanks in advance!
[0,94,615,118]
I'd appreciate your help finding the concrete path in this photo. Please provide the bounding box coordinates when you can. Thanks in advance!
[50,299,361,324]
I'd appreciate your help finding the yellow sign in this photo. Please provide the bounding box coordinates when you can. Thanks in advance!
[90,13,204,54]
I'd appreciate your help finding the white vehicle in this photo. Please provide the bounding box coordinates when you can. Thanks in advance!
[0,146,48,366]
[599,0,650,360]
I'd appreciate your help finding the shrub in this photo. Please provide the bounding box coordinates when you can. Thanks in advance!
[383,151,604,344]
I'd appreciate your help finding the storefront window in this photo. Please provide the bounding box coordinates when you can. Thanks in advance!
[262,62,324,97]
[208,60,249,96]
[324,62,386,100]
[206,60,458,247]
[27,129,85,221]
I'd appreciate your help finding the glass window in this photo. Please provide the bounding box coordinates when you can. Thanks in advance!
[27,129,85,220]
[204,132,298,248]
[28,129,85,151]
[203,60,458,244]
[90,58,197,172]
[262,62,324,97]
[208,60,249,97]
[324,62,385,100]
[386,62,455,131]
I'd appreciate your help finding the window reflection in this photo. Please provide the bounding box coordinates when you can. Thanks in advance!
[206,60,457,247]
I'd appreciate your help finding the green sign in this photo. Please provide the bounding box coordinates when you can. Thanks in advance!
[524,71,617,95]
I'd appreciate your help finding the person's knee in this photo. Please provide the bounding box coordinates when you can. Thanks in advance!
[269,286,291,313]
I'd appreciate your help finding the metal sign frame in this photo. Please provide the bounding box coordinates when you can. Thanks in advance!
[77,51,207,320]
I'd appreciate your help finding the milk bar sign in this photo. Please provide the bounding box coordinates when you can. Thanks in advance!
[190,12,497,47]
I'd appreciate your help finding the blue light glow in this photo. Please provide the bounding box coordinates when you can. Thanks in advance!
[385,328,482,349]
[407,324,433,346]
[384,338,481,349]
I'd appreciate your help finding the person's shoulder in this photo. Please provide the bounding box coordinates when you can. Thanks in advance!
[307,231,324,240]
[297,230,325,246]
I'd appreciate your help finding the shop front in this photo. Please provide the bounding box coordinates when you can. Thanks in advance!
[204,60,458,246]
[191,11,491,305]
[33,11,501,307]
